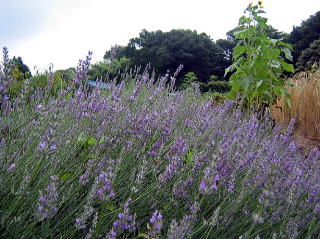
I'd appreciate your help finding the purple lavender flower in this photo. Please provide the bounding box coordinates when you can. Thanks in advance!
[147,151,157,157]
[74,51,93,84]
[158,157,183,184]
[107,198,136,237]
[92,170,115,201]
[112,81,125,102]
[75,205,94,230]
[173,177,194,199]
[75,218,86,229]
[130,75,148,100]
[7,163,16,172]
[37,127,57,157]
[169,64,183,90]
[36,176,59,221]
[199,166,220,195]
[79,160,95,184]
[0,47,13,109]
[170,137,187,155]
[167,202,199,239]
[158,138,188,184]
[106,229,117,239]
[148,210,163,239]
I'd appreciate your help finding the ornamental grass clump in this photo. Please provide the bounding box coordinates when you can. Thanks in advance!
[0,47,319,238]
[272,69,320,144]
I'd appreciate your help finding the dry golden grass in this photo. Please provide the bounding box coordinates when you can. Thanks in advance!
[272,70,320,148]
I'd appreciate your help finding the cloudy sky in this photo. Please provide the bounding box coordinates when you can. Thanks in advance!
[1,0,319,72]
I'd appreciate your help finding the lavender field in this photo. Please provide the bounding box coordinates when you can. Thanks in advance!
[0,49,320,239]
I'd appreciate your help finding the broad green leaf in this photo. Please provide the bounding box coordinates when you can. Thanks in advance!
[278,41,293,50]
[273,86,282,98]
[233,45,247,60]
[252,5,259,11]
[60,172,73,180]
[87,137,96,145]
[224,65,234,76]
[233,29,247,39]
[105,202,115,211]
[285,96,292,109]
[269,38,278,46]
[186,150,193,164]
[281,47,293,62]
[270,60,281,69]
[281,62,294,73]
[225,57,244,76]
[241,75,255,90]
[238,16,251,26]
[266,48,281,59]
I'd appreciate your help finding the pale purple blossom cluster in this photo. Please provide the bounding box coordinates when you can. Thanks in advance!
[92,171,115,201]
[1,49,320,238]
[37,176,59,220]
[199,168,220,195]
[106,199,136,239]
[148,210,163,239]
[74,51,93,84]
[167,203,199,239]
[158,138,187,184]
[0,47,13,110]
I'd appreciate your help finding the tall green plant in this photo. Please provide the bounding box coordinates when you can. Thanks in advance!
[225,2,294,111]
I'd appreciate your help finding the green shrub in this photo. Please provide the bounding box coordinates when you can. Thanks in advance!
[181,72,198,90]
[225,3,294,110]
[200,80,230,93]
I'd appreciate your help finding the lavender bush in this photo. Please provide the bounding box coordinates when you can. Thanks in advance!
[0,48,319,238]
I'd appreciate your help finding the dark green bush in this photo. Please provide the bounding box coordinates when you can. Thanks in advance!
[200,80,230,93]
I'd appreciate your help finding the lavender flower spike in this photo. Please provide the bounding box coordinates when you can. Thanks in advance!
[36,176,59,221]
[74,51,93,84]
[107,198,136,238]
[148,210,163,239]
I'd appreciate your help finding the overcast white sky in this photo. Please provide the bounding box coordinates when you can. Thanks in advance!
[1,0,319,72]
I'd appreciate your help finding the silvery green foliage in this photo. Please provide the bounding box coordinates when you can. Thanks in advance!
[0,51,319,238]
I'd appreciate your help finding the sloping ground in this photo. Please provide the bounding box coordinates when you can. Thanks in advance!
[1,75,319,238]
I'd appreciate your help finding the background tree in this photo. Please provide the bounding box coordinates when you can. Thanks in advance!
[296,39,320,71]
[215,39,236,62]
[103,45,127,61]
[215,39,236,80]
[87,57,131,82]
[12,56,31,78]
[55,67,76,82]
[287,11,320,68]
[112,29,229,87]
[181,72,198,90]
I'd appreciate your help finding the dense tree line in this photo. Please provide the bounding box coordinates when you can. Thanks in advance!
[9,10,320,93]
[103,29,231,87]
[288,11,320,67]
